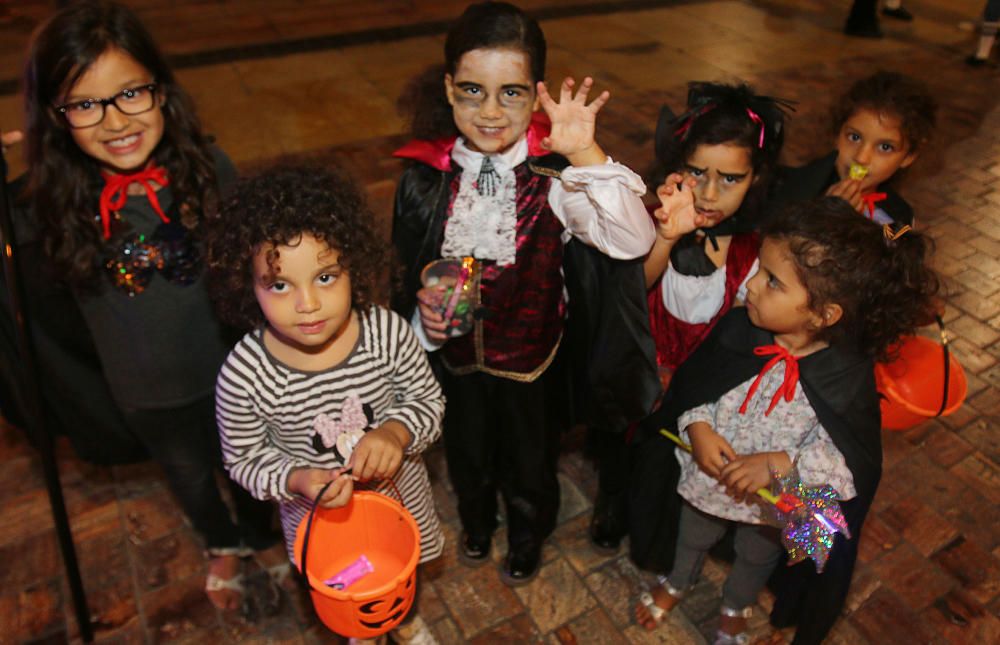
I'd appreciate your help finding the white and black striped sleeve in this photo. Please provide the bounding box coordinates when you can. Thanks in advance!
[378,309,445,455]
[215,345,305,503]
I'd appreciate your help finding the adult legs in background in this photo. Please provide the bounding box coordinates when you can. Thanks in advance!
[844,0,882,38]
[968,0,1000,65]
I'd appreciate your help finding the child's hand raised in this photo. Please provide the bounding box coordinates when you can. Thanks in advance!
[654,174,705,241]
[1,130,23,155]
[718,451,792,503]
[825,178,864,213]
[686,422,736,478]
[287,467,354,508]
[350,421,411,482]
[536,76,609,167]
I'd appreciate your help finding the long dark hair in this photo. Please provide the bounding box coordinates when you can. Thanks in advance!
[399,1,546,140]
[763,197,939,361]
[22,0,218,288]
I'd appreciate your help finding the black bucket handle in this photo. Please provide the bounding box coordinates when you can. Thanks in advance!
[298,475,404,591]
[934,315,951,418]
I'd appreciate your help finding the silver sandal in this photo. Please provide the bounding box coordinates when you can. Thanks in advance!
[714,605,752,645]
[637,576,688,627]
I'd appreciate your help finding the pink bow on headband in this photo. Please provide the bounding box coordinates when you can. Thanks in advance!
[746,108,765,149]
[673,103,717,140]
[313,392,370,449]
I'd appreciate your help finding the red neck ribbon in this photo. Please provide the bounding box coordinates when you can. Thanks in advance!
[738,344,800,416]
[99,165,170,239]
[861,192,887,220]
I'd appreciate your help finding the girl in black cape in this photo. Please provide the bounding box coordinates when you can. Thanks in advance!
[630,197,938,644]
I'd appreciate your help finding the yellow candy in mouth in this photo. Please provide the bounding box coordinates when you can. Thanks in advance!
[849,164,869,180]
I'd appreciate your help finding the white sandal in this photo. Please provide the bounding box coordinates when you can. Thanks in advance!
[714,605,752,645]
[205,571,245,593]
[637,576,687,628]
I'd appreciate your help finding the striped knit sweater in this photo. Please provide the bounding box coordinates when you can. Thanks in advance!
[215,305,445,563]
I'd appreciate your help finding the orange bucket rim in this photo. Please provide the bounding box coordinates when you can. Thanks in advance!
[875,335,968,419]
[295,490,421,602]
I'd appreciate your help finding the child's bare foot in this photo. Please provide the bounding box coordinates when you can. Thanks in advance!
[635,581,683,629]
[205,554,244,610]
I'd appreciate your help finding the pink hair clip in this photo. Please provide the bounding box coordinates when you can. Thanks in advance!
[673,103,717,140]
[746,108,765,149]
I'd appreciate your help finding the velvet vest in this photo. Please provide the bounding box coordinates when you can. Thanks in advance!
[441,163,565,381]
[647,232,760,372]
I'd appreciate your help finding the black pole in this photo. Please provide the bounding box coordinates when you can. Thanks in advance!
[0,140,94,642]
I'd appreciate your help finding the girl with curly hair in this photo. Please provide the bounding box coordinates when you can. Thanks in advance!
[207,163,445,643]
[771,70,936,226]
[8,0,276,609]
[633,197,938,643]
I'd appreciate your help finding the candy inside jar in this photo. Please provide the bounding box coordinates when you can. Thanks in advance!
[420,257,480,338]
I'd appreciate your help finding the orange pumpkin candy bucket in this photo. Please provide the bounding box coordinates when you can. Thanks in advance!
[875,322,967,431]
[294,480,420,638]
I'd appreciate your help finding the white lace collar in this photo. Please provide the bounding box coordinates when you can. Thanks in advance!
[441,137,528,267]
[451,136,528,175]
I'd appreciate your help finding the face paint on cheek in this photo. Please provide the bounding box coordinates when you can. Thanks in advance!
[454,95,483,109]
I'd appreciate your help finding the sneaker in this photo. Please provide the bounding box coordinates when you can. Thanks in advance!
[882,6,914,21]
[844,20,883,38]
[966,55,996,68]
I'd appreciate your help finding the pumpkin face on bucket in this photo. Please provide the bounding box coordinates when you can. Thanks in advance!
[295,491,421,638]
[357,574,414,630]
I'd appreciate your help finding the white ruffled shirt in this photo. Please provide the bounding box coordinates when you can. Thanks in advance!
[661,257,760,324]
[414,135,655,350]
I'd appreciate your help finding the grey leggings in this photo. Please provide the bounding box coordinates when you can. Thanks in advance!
[666,502,783,611]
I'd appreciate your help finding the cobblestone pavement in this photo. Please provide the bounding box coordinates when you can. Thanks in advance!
[0,1,997,643]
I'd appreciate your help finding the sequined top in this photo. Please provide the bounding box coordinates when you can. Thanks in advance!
[676,361,857,525]
[73,148,236,409]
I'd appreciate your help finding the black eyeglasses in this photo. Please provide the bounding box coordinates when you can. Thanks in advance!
[56,83,158,129]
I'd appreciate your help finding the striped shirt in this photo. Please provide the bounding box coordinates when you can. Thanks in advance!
[216,305,445,563]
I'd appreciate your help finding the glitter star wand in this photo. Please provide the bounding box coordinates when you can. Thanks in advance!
[659,428,851,572]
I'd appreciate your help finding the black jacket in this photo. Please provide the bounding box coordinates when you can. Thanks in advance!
[770,151,914,225]
[1,175,143,464]
[390,137,658,431]
[628,307,881,644]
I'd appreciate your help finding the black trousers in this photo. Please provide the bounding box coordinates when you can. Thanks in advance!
[440,366,563,550]
[123,396,276,552]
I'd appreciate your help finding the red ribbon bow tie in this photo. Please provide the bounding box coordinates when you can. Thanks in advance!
[739,344,800,416]
[860,192,887,220]
[98,165,170,239]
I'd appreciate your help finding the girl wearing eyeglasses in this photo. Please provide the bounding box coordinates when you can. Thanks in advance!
[8,0,277,610]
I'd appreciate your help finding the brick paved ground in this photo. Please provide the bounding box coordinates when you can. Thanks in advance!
[0,1,998,643]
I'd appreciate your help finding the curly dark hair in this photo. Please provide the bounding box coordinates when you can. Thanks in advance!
[22,1,219,289]
[399,1,546,140]
[762,197,939,361]
[831,71,937,153]
[204,163,391,330]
